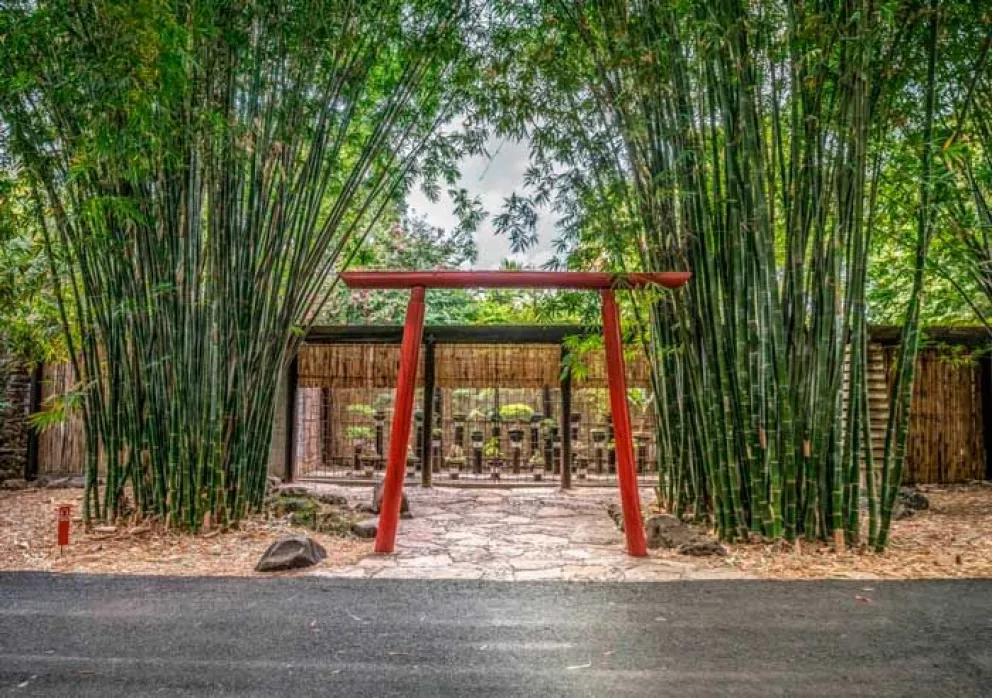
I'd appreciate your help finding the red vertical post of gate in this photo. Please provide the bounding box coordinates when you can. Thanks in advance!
[375,286,426,553]
[600,290,647,556]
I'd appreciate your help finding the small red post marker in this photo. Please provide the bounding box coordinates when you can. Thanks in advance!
[56,504,71,554]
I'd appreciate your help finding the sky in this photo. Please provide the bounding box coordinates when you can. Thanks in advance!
[406,138,556,269]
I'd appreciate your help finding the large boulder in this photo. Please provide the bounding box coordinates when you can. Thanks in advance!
[255,535,327,572]
[351,518,379,539]
[645,514,697,550]
[372,481,410,517]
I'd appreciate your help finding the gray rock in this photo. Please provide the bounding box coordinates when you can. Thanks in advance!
[1,479,28,491]
[351,518,379,539]
[45,477,71,489]
[677,540,727,557]
[67,476,86,488]
[276,484,310,497]
[898,487,929,511]
[314,492,349,507]
[606,503,624,531]
[644,514,696,549]
[893,501,915,521]
[255,535,327,572]
[31,477,49,488]
[372,481,409,516]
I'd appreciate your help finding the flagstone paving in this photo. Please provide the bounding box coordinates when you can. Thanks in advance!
[308,484,751,581]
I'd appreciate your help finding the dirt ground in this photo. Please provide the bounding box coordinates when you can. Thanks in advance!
[0,488,370,576]
[1,482,990,580]
[719,483,992,579]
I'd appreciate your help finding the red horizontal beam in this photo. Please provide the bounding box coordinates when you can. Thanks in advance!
[338,270,691,290]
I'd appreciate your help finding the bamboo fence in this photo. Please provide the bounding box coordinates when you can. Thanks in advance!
[30,342,988,483]
[882,348,987,483]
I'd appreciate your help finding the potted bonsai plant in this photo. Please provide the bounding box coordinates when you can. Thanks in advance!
[484,436,503,480]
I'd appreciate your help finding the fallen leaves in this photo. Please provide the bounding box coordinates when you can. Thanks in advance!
[717,484,992,580]
[0,488,370,576]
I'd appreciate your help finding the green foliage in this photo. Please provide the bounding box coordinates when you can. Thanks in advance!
[475,0,988,551]
[345,404,375,419]
[0,0,475,529]
[321,212,482,325]
[498,403,533,423]
[345,426,374,442]
[483,436,501,459]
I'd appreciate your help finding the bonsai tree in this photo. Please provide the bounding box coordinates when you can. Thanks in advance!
[484,436,503,481]
[499,403,534,424]
[345,425,374,445]
[345,403,375,420]
[345,425,375,476]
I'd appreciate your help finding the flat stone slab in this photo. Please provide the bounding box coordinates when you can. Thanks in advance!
[514,567,565,581]
[310,486,740,582]
[534,507,578,518]
[373,565,484,580]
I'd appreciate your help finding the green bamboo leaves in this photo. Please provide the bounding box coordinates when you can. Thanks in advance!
[490,0,963,550]
[1,0,471,530]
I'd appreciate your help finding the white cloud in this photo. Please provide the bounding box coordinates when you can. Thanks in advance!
[407,138,556,269]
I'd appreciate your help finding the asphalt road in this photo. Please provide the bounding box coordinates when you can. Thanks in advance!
[0,573,989,697]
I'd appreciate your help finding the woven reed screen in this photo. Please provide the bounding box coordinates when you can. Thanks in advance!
[883,348,987,483]
[298,344,425,389]
[37,362,86,475]
[571,348,653,388]
[298,343,657,389]
[435,344,560,388]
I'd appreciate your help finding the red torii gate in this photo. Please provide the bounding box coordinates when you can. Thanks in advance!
[338,270,691,557]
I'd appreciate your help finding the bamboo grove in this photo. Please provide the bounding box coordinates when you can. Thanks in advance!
[483,0,990,549]
[0,0,475,529]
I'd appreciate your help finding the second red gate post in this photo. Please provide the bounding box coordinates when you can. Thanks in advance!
[374,286,427,553]
[600,289,648,557]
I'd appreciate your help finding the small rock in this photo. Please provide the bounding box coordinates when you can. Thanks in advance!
[255,535,327,572]
[67,476,86,488]
[372,481,409,516]
[606,503,624,531]
[351,518,379,539]
[897,487,929,511]
[210,545,222,556]
[644,514,696,549]
[276,484,310,497]
[893,501,915,520]
[92,525,117,534]
[45,477,71,489]
[267,476,282,491]
[314,492,349,507]
[677,540,727,557]
[31,477,49,488]
[2,479,28,491]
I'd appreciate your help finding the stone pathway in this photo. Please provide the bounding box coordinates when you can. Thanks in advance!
[308,485,749,581]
